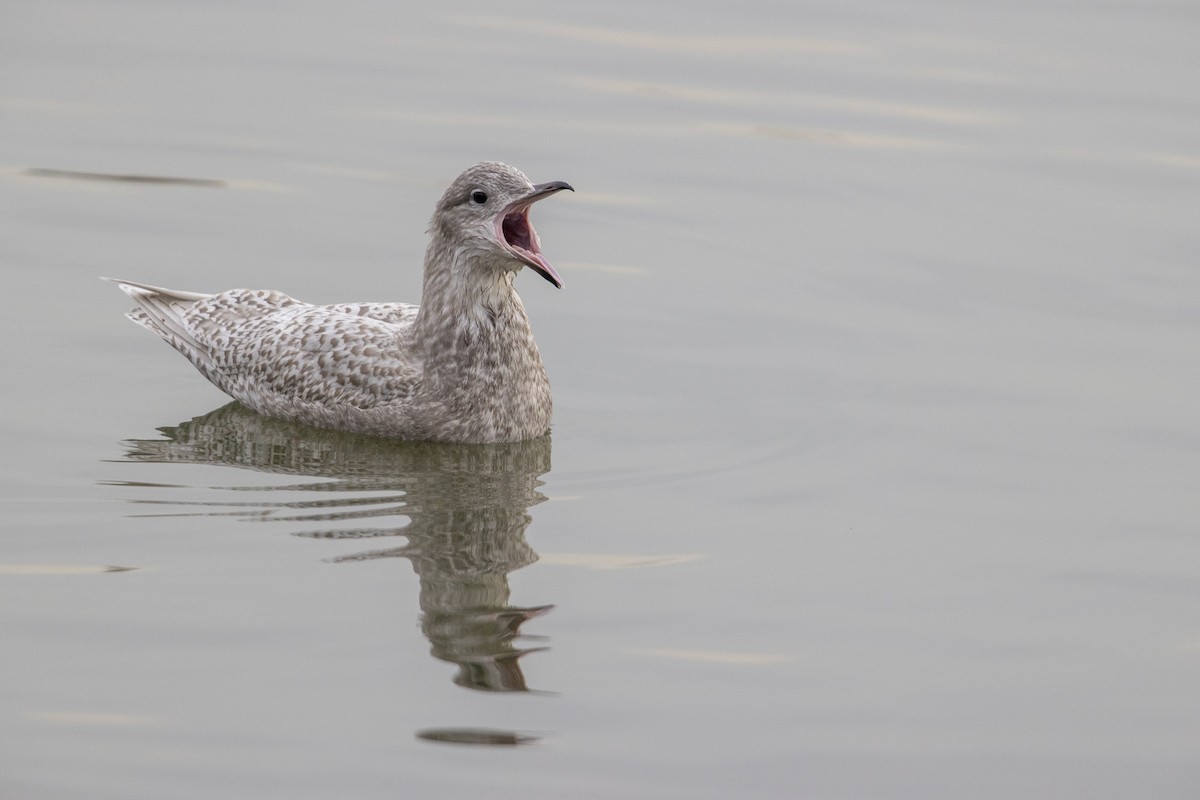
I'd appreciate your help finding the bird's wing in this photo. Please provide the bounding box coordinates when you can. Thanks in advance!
[320,301,420,326]
[184,291,422,409]
[113,283,422,409]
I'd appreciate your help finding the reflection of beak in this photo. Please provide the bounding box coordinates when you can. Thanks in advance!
[495,180,575,288]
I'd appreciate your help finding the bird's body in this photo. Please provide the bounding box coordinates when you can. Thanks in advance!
[110,162,572,443]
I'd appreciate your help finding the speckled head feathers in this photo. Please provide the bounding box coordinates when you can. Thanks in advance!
[435,162,535,215]
[429,162,573,288]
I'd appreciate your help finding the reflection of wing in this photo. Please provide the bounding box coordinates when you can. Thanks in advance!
[117,403,555,692]
[122,401,551,490]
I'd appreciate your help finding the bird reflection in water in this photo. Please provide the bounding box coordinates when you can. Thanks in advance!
[119,402,553,694]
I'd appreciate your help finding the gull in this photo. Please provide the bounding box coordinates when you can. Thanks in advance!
[108,162,573,443]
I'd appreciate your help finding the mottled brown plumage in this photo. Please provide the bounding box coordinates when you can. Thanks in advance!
[108,162,573,442]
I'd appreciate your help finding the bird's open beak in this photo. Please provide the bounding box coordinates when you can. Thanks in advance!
[495,180,574,288]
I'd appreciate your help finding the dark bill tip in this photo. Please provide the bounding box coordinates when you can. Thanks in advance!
[532,263,564,289]
[528,180,574,198]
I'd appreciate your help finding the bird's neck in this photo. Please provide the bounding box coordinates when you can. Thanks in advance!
[413,235,538,367]
[409,232,553,441]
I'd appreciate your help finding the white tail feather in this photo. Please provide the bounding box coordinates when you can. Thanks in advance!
[104,277,215,371]
[102,277,211,302]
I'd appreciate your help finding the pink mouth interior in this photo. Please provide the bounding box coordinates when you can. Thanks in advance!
[496,198,562,287]
[502,208,537,255]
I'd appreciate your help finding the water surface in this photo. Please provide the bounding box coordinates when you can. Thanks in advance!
[2,1,1198,798]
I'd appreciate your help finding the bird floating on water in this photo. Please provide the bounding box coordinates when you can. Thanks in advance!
[108,162,573,443]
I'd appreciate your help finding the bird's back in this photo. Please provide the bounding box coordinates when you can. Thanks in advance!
[114,280,422,414]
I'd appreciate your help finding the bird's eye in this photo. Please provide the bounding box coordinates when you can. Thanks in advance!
[470,190,488,205]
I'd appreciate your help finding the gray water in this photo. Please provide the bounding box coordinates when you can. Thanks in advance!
[3,2,1198,798]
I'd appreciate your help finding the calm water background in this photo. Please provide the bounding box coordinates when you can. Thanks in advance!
[3,1,1198,797]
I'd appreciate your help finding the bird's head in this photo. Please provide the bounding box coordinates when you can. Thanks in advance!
[431,162,573,288]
